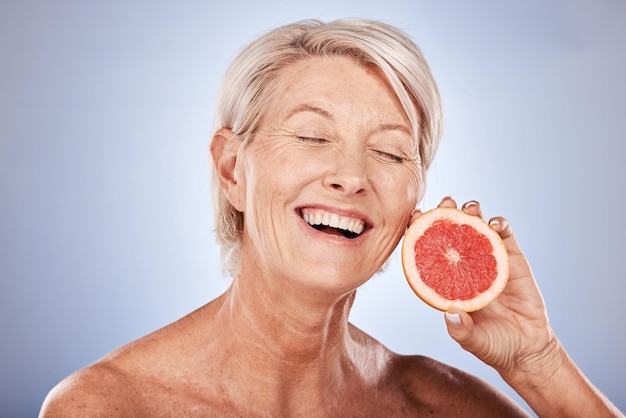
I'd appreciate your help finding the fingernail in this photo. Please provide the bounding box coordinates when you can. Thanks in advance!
[462,200,478,209]
[489,218,500,227]
[445,312,462,327]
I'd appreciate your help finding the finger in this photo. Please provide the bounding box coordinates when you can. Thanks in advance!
[488,216,524,256]
[488,217,535,282]
[461,200,483,218]
[408,208,422,226]
[444,310,477,350]
[438,196,457,208]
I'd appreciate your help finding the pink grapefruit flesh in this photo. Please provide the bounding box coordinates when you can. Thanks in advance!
[401,207,509,312]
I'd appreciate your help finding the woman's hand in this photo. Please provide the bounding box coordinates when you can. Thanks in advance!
[411,197,624,417]
[413,197,557,379]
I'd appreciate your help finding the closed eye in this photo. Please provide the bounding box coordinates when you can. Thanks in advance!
[373,149,406,163]
[297,136,329,144]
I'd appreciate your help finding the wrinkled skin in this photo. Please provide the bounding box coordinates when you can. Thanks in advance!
[38,56,623,418]
[414,197,623,417]
[420,197,552,377]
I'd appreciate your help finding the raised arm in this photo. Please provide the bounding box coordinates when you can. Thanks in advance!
[437,198,623,417]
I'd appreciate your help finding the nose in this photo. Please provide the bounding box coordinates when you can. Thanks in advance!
[323,153,369,196]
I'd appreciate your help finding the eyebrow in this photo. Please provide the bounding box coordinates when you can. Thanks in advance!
[376,123,412,136]
[286,103,334,121]
[286,103,412,136]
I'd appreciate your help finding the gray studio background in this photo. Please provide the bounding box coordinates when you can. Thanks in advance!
[1,1,625,416]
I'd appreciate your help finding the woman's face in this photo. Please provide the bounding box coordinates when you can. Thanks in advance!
[235,56,422,292]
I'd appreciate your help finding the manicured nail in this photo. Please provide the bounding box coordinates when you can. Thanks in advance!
[463,200,478,209]
[445,312,462,327]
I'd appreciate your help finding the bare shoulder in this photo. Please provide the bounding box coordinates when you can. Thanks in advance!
[346,325,530,416]
[40,303,219,417]
[387,354,531,417]
[39,361,141,417]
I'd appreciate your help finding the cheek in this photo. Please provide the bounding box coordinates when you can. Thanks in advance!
[374,164,422,211]
[252,142,326,192]
[242,143,310,211]
[240,164,280,245]
[407,169,423,205]
[403,163,423,206]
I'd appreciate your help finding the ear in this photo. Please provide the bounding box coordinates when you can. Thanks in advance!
[210,128,245,212]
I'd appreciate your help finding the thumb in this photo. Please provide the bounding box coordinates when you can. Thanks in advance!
[444,310,475,347]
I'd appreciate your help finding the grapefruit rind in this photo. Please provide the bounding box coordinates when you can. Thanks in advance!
[401,207,509,312]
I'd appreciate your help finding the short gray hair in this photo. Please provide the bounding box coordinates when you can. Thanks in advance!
[211,18,443,277]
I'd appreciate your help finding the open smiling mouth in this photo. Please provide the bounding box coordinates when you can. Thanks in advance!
[300,208,366,239]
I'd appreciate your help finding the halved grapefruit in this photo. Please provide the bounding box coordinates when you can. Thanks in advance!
[401,207,509,312]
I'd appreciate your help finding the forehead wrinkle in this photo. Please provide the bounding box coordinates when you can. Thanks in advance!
[285,109,406,133]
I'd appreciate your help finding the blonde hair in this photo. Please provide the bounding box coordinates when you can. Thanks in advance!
[211,18,443,277]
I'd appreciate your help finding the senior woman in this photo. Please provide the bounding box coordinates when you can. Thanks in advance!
[41,19,622,417]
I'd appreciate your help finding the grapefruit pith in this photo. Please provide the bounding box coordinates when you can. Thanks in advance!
[401,207,509,312]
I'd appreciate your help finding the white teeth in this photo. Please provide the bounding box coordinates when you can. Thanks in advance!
[322,211,330,226]
[301,209,365,235]
[329,213,339,228]
[338,216,349,231]
[349,219,364,234]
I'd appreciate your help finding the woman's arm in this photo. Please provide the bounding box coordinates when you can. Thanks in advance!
[436,198,623,417]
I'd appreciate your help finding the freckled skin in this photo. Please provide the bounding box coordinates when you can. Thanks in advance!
[39,57,530,417]
[235,56,422,291]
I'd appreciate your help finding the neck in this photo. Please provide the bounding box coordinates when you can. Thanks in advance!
[208,269,360,415]
[199,260,388,415]
[219,270,357,370]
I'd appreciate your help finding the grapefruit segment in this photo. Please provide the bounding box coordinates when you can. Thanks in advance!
[401,207,509,312]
